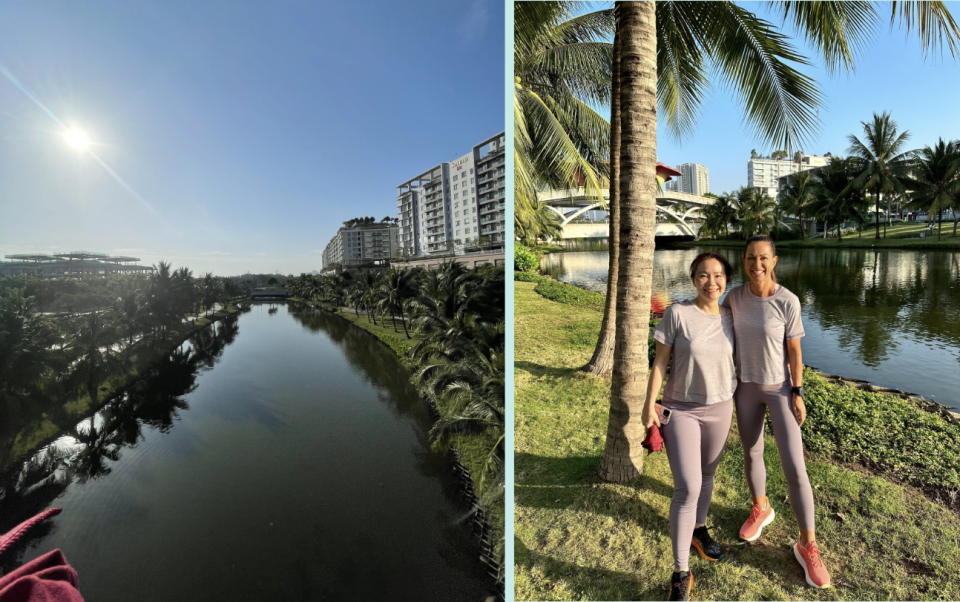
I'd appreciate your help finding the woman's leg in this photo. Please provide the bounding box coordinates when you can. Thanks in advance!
[734,382,768,499]
[764,382,816,532]
[662,404,703,572]
[695,398,733,525]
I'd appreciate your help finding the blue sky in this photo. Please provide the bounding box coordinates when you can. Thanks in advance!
[0,0,504,275]
[587,2,960,195]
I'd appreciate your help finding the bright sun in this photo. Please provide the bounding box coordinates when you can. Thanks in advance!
[65,128,89,149]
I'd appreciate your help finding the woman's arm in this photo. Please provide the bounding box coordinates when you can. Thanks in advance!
[642,341,672,428]
[786,338,806,426]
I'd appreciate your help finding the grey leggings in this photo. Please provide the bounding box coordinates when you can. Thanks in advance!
[661,398,733,572]
[735,381,815,531]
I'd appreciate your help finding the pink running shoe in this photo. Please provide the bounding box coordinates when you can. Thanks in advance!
[794,540,831,589]
[739,503,775,541]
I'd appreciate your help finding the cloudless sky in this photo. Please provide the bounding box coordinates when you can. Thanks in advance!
[580,2,960,195]
[0,0,504,275]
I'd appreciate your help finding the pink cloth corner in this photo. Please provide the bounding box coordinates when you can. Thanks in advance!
[642,424,663,454]
[0,549,83,602]
[0,509,62,556]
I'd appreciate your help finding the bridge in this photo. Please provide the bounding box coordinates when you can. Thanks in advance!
[251,289,287,299]
[539,187,714,239]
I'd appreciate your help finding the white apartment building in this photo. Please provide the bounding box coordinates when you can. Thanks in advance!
[678,162,709,195]
[396,132,506,257]
[748,154,829,198]
[321,222,400,271]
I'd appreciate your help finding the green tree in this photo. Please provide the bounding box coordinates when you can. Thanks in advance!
[904,138,960,241]
[779,170,816,240]
[847,111,913,238]
[735,187,778,238]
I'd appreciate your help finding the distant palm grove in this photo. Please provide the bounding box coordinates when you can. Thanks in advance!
[285,261,506,580]
[701,113,960,242]
[0,262,246,468]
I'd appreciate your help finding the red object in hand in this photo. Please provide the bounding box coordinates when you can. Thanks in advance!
[642,424,664,454]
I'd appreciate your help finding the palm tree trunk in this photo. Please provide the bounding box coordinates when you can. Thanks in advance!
[938,209,943,241]
[799,209,804,240]
[597,1,655,483]
[582,10,621,377]
[399,306,410,339]
[875,192,881,239]
[391,310,399,333]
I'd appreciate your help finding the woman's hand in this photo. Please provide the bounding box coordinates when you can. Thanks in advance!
[643,401,661,429]
[792,393,806,427]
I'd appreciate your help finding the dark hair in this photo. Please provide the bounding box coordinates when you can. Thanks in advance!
[743,234,778,282]
[689,252,733,281]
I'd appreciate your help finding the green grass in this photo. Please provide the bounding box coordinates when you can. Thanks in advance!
[692,222,960,250]
[514,282,960,601]
[328,307,417,357]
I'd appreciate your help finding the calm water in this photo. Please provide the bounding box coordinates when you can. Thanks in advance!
[0,303,492,601]
[542,242,960,408]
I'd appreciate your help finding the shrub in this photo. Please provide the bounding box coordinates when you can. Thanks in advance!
[514,245,538,273]
[514,271,546,283]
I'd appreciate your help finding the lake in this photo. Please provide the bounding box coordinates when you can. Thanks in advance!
[542,242,960,408]
[0,303,493,601]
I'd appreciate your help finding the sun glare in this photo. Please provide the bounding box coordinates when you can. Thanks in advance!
[65,128,89,149]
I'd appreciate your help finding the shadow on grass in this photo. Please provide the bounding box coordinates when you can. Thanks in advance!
[515,360,582,379]
[515,538,668,601]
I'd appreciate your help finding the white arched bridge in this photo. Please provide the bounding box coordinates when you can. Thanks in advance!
[539,187,714,240]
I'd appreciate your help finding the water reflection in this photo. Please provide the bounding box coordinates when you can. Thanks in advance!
[542,247,960,406]
[0,315,240,571]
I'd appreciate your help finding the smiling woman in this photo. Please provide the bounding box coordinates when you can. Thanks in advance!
[64,128,88,149]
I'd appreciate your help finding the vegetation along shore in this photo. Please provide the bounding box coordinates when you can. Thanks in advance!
[514,272,960,601]
[286,261,505,588]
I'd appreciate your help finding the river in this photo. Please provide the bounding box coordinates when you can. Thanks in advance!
[542,242,960,408]
[0,302,493,601]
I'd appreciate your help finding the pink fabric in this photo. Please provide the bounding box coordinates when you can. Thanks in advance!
[0,549,83,602]
[0,509,62,556]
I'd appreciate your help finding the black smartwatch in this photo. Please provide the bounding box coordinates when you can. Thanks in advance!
[791,386,805,398]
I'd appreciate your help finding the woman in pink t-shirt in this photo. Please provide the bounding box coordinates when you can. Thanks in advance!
[722,234,831,590]
[642,252,736,602]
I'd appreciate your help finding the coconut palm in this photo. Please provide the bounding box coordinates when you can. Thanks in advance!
[0,289,59,412]
[847,111,914,238]
[600,1,960,482]
[378,267,415,338]
[734,187,778,238]
[515,199,563,246]
[779,170,816,240]
[514,2,613,222]
[72,311,125,407]
[904,138,960,241]
[810,157,861,242]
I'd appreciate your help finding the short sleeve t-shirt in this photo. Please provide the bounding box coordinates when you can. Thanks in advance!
[721,283,804,385]
[652,300,736,405]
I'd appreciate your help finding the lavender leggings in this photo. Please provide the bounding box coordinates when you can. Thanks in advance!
[661,398,733,571]
[734,381,815,531]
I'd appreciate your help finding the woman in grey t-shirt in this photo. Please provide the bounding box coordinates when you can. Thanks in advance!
[722,235,831,589]
[642,253,736,601]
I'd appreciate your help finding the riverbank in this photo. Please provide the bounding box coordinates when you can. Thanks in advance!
[2,302,244,471]
[286,299,504,588]
[514,278,960,601]
[684,222,960,250]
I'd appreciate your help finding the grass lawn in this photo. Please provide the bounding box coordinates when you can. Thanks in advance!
[514,281,960,601]
[691,222,960,250]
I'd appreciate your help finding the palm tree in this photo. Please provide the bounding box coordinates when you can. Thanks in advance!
[514,3,613,222]
[904,138,960,242]
[0,289,58,412]
[378,268,415,338]
[515,199,563,246]
[600,1,960,482]
[735,187,778,238]
[779,170,816,240]
[72,311,125,407]
[810,157,860,242]
[847,111,913,238]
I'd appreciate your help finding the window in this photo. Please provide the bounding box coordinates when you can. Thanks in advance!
[453,174,458,181]
[456,220,460,226]
[456,229,460,235]
[455,211,459,217]
[473,226,477,232]
[470,178,474,184]
[454,193,458,199]
[469,168,473,174]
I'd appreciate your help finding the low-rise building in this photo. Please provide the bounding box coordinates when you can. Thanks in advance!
[749,154,829,198]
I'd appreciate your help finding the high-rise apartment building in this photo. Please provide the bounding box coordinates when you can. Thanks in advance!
[321,221,400,271]
[677,162,709,195]
[396,133,505,257]
[748,154,829,198]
